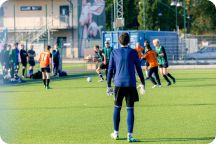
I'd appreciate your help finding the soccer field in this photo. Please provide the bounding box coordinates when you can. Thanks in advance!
[0,69,216,144]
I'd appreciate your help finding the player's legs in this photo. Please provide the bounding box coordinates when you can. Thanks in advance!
[111,87,124,139]
[10,63,15,79]
[22,66,26,77]
[125,87,138,142]
[29,61,35,78]
[29,66,33,77]
[141,59,149,80]
[154,67,161,86]
[159,67,163,75]
[161,67,171,86]
[163,67,168,75]
[148,67,157,86]
[105,62,109,80]
[144,66,149,79]
[165,68,176,84]
[2,64,6,77]
[43,66,51,89]
[45,71,50,89]
[13,63,19,79]
[42,70,46,87]
[96,63,105,81]
[21,62,27,77]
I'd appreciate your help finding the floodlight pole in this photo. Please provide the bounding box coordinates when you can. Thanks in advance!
[183,0,186,37]
[13,4,16,42]
[113,0,124,31]
[143,0,146,30]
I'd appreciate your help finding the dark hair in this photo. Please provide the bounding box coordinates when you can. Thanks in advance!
[94,45,99,49]
[119,32,130,46]
[144,40,151,50]
[46,45,51,50]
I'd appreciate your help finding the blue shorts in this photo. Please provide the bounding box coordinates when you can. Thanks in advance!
[140,59,146,66]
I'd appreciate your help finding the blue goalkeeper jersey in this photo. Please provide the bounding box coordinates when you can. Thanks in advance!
[107,46,145,87]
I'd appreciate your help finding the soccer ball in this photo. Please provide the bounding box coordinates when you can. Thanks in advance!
[86,77,92,82]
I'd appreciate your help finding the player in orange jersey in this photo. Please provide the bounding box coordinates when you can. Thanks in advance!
[38,45,52,89]
[134,42,148,78]
[142,40,161,88]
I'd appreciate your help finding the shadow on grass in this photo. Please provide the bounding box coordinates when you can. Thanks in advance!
[175,77,216,82]
[0,90,33,93]
[1,72,96,87]
[142,103,216,108]
[140,137,214,143]
[54,86,105,89]
[1,103,216,111]
[177,84,216,88]
[114,138,145,142]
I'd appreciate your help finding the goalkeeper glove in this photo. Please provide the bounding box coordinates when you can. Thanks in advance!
[137,84,146,95]
[106,87,114,96]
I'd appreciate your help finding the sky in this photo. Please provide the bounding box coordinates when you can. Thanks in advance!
[0,0,7,7]
[209,0,216,7]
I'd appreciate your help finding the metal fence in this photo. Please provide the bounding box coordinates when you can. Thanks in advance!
[2,34,216,76]
[151,35,216,65]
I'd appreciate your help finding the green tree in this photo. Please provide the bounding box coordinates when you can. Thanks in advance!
[106,0,216,34]
[189,0,216,34]
[105,0,139,30]
[105,0,113,31]
[138,0,176,31]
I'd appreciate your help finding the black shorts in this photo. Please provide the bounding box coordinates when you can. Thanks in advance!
[159,63,169,68]
[28,60,35,66]
[114,87,139,107]
[99,63,108,69]
[41,67,51,73]
[21,61,27,67]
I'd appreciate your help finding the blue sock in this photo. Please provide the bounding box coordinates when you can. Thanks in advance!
[29,69,33,75]
[127,107,134,133]
[113,105,121,131]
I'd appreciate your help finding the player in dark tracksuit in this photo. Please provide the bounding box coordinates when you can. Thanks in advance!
[28,45,36,78]
[107,33,145,142]
[20,44,28,77]
[103,40,113,80]
[10,43,20,79]
[0,44,7,76]
[4,44,11,77]
[52,45,60,76]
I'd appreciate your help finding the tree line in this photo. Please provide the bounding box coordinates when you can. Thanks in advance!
[105,0,216,35]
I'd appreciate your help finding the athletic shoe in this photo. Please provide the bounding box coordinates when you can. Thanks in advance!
[173,78,176,84]
[110,132,119,140]
[21,75,25,78]
[98,79,104,82]
[145,77,149,80]
[128,136,138,142]
[46,86,50,90]
[152,85,157,88]
[10,78,16,82]
[157,85,162,88]
[167,82,172,86]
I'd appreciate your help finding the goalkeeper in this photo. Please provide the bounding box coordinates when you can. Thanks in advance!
[107,32,145,142]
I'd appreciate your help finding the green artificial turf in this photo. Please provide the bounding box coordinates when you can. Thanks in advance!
[0,69,216,144]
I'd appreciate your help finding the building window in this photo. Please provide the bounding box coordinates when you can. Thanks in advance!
[31,6,42,11]
[20,6,42,11]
